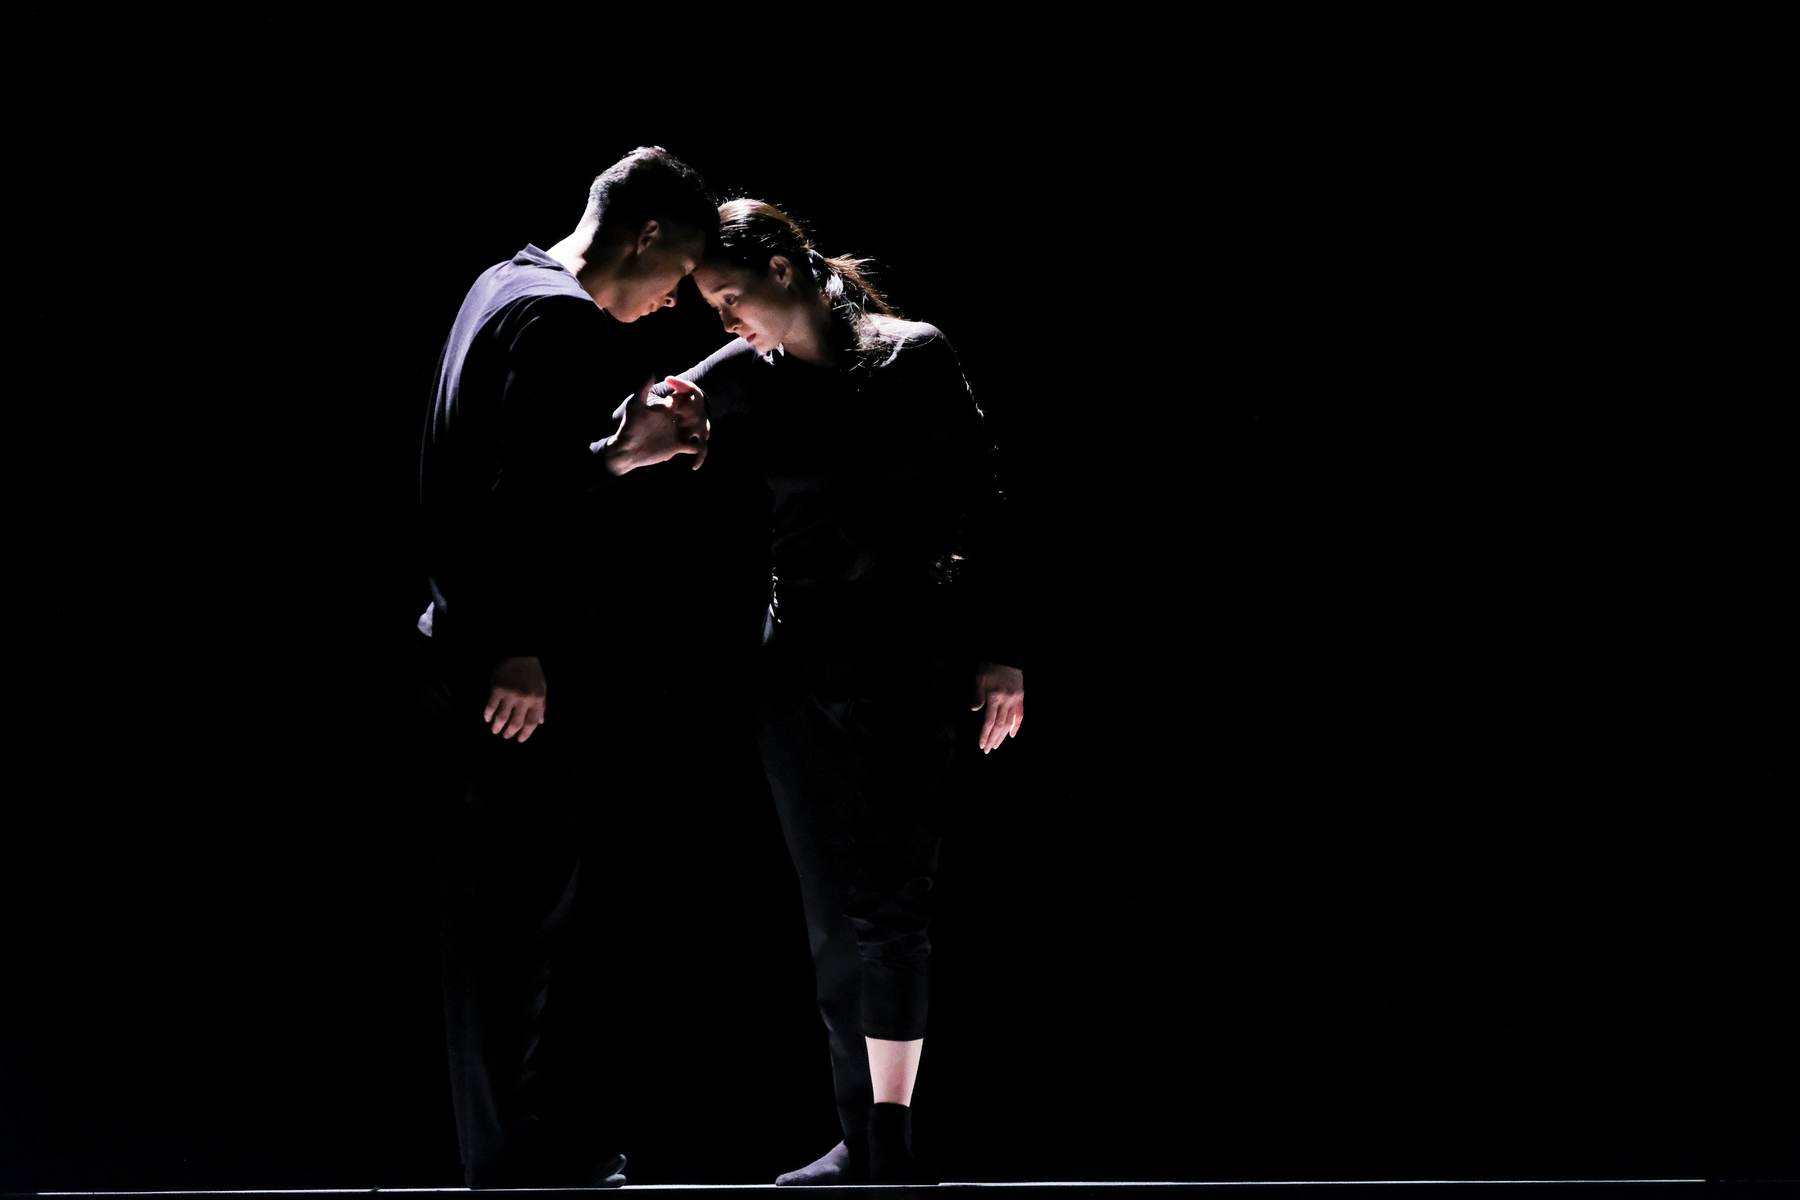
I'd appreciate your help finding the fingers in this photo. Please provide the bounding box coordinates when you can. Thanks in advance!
[979,700,1003,753]
[668,413,707,467]
[638,379,700,418]
[487,689,515,735]
[648,379,701,411]
[484,689,546,741]
[969,664,1024,753]
[971,689,1024,754]
[974,683,1001,752]
[665,376,710,427]
[994,699,1023,752]
[508,699,545,741]
[647,382,709,468]
[970,685,995,752]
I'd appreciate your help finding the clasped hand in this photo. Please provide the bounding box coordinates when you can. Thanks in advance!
[604,376,709,474]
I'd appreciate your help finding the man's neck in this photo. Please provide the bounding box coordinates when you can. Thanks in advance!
[546,223,618,309]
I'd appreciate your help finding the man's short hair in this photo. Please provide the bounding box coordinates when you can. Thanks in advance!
[586,146,718,248]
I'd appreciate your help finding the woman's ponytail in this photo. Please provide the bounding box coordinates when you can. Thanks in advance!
[716,199,915,369]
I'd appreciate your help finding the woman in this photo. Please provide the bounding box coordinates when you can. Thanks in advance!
[660,200,1024,1185]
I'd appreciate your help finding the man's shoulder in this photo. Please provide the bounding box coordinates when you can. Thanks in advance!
[493,289,605,330]
[471,249,591,309]
[466,283,607,357]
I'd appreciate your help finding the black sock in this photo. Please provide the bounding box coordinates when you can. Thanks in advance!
[867,1102,938,1184]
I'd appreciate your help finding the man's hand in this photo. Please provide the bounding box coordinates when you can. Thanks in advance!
[485,656,547,742]
[971,662,1024,754]
[602,376,709,475]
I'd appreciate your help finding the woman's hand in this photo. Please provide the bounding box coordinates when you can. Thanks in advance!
[602,376,710,474]
[971,662,1024,754]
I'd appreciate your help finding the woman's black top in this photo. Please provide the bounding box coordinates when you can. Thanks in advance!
[657,320,1023,670]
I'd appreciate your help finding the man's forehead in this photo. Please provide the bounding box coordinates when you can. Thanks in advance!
[670,222,709,252]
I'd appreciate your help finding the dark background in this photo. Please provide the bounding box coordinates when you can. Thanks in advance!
[5,11,1791,1191]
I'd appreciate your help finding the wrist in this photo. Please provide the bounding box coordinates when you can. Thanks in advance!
[600,437,632,476]
[599,400,632,475]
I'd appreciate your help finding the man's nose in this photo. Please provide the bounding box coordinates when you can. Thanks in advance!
[662,291,677,308]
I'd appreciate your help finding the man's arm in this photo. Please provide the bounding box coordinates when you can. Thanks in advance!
[473,301,703,735]
[484,655,547,742]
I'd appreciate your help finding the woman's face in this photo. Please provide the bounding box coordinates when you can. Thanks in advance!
[693,258,807,351]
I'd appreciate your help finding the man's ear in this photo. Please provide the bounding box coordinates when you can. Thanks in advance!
[636,219,662,253]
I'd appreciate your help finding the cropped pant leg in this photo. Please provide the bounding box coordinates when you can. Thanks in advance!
[757,641,960,1143]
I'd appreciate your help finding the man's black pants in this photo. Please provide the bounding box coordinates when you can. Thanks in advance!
[756,631,961,1146]
[418,635,599,1186]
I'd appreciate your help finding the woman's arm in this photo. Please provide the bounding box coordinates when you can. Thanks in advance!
[893,330,1026,665]
[886,328,1027,751]
[646,336,761,418]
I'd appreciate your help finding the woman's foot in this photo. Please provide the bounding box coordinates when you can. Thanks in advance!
[775,1139,866,1186]
[867,1102,937,1184]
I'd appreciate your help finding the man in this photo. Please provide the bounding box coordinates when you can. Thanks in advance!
[417,146,716,1188]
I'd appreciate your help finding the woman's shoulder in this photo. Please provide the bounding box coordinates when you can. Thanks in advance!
[860,316,962,376]
[866,315,949,348]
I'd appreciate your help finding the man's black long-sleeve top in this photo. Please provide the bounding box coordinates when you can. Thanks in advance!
[658,320,1024,671]
[420,245,635,662]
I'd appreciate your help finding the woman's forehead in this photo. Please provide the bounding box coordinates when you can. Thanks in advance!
[693,263,741,292]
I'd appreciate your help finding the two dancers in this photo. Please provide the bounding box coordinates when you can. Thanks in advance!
[419,149,1022,1188]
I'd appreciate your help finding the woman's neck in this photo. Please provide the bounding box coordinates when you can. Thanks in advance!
[780,290,841,369]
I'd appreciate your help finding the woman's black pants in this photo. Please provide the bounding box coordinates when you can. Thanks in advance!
[756,632,962,1145]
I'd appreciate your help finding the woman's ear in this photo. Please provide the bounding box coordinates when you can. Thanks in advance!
[769,254,792,289]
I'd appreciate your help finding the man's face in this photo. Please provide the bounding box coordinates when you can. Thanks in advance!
[613,220,706,322]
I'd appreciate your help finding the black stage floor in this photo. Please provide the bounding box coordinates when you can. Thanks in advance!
[15,1180,1799,1199]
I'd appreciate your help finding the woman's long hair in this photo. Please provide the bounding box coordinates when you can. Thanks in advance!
[714,199,918,370]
